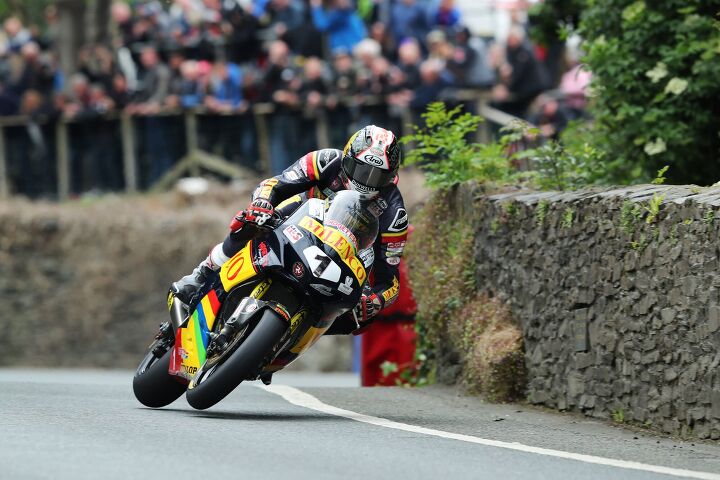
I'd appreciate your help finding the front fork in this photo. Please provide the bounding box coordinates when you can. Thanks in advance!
[167,291,189,332]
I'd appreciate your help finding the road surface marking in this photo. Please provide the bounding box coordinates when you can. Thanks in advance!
[261,385,720,480]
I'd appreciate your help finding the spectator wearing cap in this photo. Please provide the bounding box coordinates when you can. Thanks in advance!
[310,0,367,54]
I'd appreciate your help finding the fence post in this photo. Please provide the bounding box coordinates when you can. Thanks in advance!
[184,111,200,176]
[0,124,8,199]
[120,113,137,193]
[476,95,491,144]
[315,111,330,149]
[253,107,272,176]
[56,120,70,201]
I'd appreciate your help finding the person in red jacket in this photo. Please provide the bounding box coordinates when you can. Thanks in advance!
[360,226,417,386]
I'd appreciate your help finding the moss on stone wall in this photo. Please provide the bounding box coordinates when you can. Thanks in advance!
[406,188,526,401]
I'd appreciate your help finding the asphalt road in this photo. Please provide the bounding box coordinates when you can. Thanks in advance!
[2,369,720,480]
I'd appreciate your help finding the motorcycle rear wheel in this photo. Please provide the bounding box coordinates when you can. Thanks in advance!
[186,309,287,410]
[133,347,188,408]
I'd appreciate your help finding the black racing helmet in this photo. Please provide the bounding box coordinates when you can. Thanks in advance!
[341,125,401,198]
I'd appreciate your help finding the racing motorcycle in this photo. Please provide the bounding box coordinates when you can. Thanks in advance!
[132,190,378,410]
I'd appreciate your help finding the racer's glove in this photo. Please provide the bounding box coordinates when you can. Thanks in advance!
[230,198,274,232]
[354,291,383,324]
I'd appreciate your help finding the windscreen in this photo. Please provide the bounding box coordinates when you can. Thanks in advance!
[324,191,379,251]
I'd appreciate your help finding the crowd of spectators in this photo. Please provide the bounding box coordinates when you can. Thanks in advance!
[0,0,591,196]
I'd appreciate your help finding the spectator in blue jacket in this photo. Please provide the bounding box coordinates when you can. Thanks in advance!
[310,0,367,54]
[391,0,430,44]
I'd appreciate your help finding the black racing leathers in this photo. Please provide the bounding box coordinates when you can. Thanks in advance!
[251,148,408,311]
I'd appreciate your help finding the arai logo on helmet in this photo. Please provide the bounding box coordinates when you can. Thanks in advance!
[363,154,387,168]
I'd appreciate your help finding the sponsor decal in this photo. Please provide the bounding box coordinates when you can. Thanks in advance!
[250,279,272,299]
[283,225,304,244]
[256,242,270,267]
[358,247,375,268]
[310,283,334,296]
[285,170,299,181]
[386,256,401,266]
[367,201,383,218]
[272,304,291,321]
[258,178,278,199]
[290,309,309,332]
[338,276,354,295]
[382,276,400,303]
[293,262,305,278]
[298,216,367,283]
[178,348,189,360]
[376,198,388,210]
[326,220,358,249]
[363,154,387,168]
[224,247,258,282]
[387,241,406,249]
[182,365,198,375]
[387,208,408,233]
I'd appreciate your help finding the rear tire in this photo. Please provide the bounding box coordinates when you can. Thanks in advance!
[186,310,287,410]
[133,348,187,408]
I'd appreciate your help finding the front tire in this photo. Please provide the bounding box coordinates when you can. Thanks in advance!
[133,348,187,408]
[186,310,287,410]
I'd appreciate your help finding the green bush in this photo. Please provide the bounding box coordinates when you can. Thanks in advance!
[532,0,720,185]
[400,102,513,189]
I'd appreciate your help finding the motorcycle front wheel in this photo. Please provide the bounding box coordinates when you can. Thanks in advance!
[186,309,287,410]
[133,344,188,408]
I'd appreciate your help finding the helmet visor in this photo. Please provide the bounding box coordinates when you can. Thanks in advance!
[342,155,395,189]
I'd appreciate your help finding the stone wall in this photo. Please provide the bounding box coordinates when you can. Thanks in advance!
[448,183,720,439]
[0,189,351,371]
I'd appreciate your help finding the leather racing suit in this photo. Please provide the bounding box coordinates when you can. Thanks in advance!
[233,148,408,332]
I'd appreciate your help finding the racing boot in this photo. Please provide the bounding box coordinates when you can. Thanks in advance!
[170,244,229,307]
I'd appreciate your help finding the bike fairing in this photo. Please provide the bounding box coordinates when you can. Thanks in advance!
[251,147,408,310]
[166,193,379,383]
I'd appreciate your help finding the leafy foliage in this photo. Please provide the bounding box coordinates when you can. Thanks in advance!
[401,102,513,189]
[405,190,476,383]
[402,103,608,191]
[529,0,585,45]
[592,1,717,184]
[527,1,720,185]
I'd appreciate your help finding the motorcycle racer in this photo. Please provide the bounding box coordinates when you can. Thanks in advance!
[170,125,408,333]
